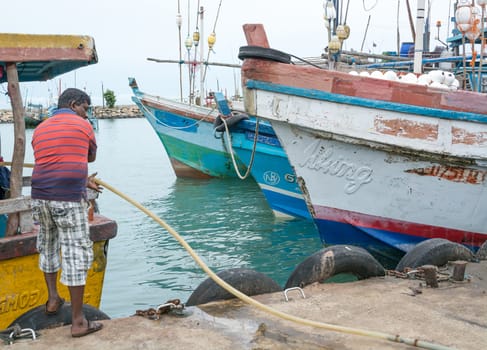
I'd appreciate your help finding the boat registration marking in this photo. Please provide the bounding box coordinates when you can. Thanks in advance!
[405,166,486,184]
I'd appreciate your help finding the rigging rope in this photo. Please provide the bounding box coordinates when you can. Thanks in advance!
[190,0,202,100]
[344,0,350,24]
[218,115,259,180]
[203,0,223,84]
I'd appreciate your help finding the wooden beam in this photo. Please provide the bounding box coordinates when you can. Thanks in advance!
[0,196,31,215]
[5,62,25,236]
[0,33,95,62]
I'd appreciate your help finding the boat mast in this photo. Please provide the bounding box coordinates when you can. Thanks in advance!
[199,6,205,106]
[176,0,183,102]
[423,0,431,53]
[413,0,426,73]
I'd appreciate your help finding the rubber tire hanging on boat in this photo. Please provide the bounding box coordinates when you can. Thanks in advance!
[395,238,475,272]
[8,303,110,331]
[213,112,249,132]
[238,46,292,64]
[284,245,386,289]
[186,268,282,306]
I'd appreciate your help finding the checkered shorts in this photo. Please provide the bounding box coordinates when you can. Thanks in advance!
[32,199,93,286]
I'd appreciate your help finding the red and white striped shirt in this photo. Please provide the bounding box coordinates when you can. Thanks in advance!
[31,109,97,201]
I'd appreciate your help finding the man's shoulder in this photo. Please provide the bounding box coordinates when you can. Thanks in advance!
[43,111,92,129]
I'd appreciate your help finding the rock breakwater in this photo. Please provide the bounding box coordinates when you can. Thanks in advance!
[0,105,143,123]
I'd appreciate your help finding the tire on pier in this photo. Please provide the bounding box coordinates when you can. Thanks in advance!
[395,238,475,272]
[9,303,110,331]
[284,245,386,289]
[186,268,282,306]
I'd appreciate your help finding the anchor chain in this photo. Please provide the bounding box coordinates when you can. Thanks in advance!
[387,267,451,282]
[134,299,184,320]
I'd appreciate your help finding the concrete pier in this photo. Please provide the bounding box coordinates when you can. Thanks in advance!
[4,260,486,349]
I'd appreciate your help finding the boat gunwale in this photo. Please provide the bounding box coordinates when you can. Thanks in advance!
[0,214,117,261]
[245,79,487,124]
[139,96,220,123]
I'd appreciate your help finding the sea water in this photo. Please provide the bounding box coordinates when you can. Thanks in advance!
[0,118,322,319]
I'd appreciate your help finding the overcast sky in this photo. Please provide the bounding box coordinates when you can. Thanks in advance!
[1,0,452,109]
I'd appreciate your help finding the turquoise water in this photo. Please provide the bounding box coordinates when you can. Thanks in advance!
[0,119,322,319]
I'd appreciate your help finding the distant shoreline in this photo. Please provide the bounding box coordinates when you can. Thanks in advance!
[0,104,143,123]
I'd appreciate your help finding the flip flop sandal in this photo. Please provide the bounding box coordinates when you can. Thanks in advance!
[72,321,103,338]
[44,298,65,315]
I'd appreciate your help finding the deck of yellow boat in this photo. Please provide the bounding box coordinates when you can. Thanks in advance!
[4,260,486,350]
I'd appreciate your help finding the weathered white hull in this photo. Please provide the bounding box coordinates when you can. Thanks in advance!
[239,23,487,255]
[246,87,487,253]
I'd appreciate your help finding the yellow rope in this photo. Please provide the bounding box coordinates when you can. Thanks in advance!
[1,161,454,350]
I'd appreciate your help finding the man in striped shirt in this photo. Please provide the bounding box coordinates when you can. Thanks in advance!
[31,88,103,337]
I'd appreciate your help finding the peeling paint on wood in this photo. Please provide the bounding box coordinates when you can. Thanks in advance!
[374,117,438,140]
[451,127,487,146]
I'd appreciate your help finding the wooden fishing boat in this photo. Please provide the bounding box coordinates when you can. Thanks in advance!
[0,32,117,330]
[130,79,311,219]
[128,3,312,219]
[129,77,247,178]
[239,9,487,262]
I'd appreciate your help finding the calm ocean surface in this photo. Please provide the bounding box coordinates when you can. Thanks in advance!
[0,118,322,319]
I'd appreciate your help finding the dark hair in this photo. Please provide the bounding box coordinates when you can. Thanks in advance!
[58,88,91,108]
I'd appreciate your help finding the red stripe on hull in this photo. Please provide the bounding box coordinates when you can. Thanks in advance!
[314,205,486,247]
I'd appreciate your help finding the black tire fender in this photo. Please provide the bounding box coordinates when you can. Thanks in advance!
[186,268,282,306]
[476,240,487,260]
[213,112,249,132]
[238,46,292,64]
[8,303,110,331]
[395,238,475,272]
[285,245,386,289]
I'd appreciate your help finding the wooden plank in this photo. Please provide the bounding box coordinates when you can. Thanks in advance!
[0,33,95,62]
[0,231,37,260]
[0,197,31,215]
[0,33,98,83]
